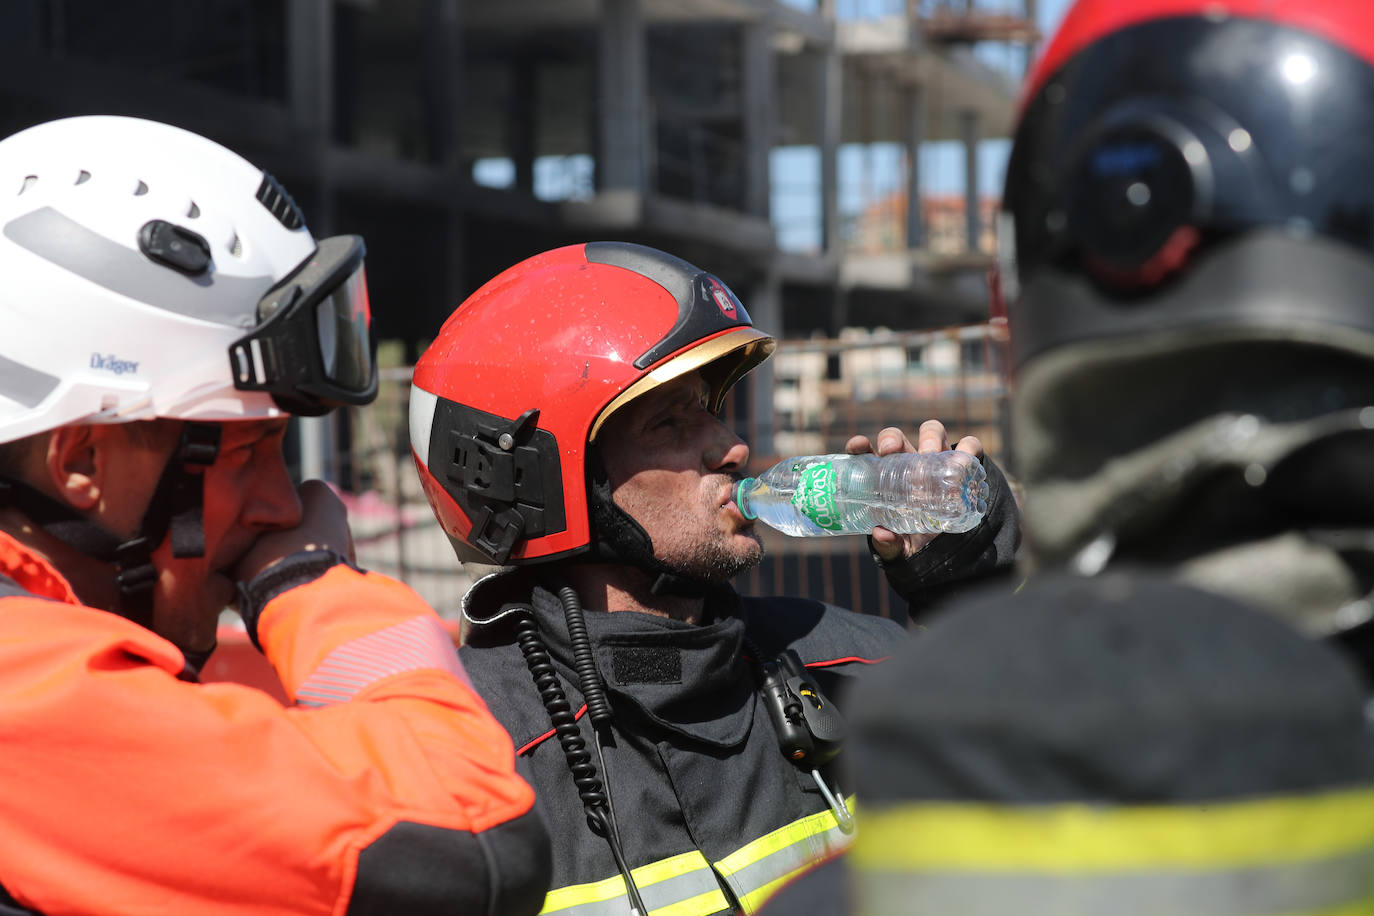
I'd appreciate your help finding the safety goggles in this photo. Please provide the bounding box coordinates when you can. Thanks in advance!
[229,234,377,415]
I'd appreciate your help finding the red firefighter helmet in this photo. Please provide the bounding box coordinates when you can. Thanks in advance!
[410,242,774,566]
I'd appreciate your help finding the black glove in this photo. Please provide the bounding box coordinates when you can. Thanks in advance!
[872,455,1021,623]
[235,549,353,650]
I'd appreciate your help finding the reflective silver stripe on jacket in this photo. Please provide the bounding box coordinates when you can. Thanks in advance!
[716,800,856,913]
[857,844,1374,916]
[540,801,856,916]
[540,850,730,915]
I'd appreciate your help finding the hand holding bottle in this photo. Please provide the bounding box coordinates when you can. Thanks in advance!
[848,421,985,562]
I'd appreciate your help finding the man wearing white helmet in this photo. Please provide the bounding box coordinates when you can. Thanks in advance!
[0,116,550,915]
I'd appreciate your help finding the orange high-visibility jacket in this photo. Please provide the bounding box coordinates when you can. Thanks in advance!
[0,532,551,915]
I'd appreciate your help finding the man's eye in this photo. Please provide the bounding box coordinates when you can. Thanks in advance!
[230,436,274,459]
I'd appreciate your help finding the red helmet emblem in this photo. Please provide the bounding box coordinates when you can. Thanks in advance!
[706,276,737,319]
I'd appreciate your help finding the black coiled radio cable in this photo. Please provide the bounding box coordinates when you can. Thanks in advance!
[514,583,648,916]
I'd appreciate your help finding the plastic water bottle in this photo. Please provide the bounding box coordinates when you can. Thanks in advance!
[734,452,988,537]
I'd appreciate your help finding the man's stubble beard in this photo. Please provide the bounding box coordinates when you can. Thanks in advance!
[664,525,765,585]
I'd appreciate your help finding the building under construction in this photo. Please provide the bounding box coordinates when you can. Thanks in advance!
[0,0,1034,348]
[0,0,1035,615]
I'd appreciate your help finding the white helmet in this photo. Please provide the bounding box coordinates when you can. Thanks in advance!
[0,115,375,445]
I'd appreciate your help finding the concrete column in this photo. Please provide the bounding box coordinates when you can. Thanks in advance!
[288,0,337,480]
[814,0,842,253]
[421,0,466,375]
[1023,0,1040,76]
[816,44,841,254]
[961,108,981,253]
[747,265,781,458]
[288,0,336,230]
[511,55,538,193]
[903,0,923,52]
[598,0,649,193]
[288,0,335,142]
[828,280,847,336]
[741,15,776,220]
[423,0,463,168]
[904,83,926,250]
[434,210,467,354]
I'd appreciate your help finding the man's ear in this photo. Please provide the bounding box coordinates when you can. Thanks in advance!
[44,425,104,511]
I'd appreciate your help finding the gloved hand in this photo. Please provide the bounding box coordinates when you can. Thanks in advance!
[867,453,1022,623]
[232,480,357,649]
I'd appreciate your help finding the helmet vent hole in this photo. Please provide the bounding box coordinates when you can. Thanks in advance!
[18,175,36,195]
[187,201,200,218]
[229,233,242,258]
[134,180,148,196]
[75,170,90,185]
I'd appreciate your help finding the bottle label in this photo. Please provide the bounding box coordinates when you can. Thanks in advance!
[792,461,843,531]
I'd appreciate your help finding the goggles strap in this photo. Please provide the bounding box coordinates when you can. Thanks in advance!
[582,445,717,598]
[157,423,221,559]
[0,474,156,628]
[114,422,220,639]
[0,422,220,636]
[0,475,126,559]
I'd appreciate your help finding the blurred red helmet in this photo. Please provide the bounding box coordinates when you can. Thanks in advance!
[1000,0,1374,487]
[1003,0,1374,373]
[410,242,774,566]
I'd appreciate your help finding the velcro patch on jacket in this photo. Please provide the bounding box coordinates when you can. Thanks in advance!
[611,647,682,684]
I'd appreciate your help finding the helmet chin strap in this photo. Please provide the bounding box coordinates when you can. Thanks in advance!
[0,422,220,666]
[581,446,718,599]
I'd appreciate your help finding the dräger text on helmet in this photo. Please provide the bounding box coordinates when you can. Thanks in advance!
[89,353,140,375]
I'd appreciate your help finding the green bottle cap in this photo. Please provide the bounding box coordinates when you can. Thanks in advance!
[736,477,757,519]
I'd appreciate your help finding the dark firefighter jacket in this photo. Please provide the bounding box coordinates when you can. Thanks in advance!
[458,571,907,915]
[0,531,551,916]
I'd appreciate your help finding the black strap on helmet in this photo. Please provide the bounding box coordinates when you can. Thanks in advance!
[0,421,220,632]
[139,422,221,560]
[581,444,718,599]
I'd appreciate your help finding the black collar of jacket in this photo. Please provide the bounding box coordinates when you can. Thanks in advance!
[464,572,759,748]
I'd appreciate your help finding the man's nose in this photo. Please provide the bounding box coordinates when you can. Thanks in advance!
[706,421,750,473]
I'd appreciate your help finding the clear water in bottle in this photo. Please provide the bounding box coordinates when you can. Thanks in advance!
[734,452,988,537]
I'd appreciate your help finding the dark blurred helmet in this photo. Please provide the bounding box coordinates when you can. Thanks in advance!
[410,241,773,567]
[761,573,1374,915]
[999,0,1374,635]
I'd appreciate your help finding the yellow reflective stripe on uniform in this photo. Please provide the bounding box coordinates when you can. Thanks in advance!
[539,849,731,916]
[852,787,1374,870]
[855,847,1374,916]
[715,796,858,914]
[540,797,860,915]
[850,788,1374,916]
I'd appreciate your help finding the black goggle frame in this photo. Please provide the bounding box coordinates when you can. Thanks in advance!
[229,234,377,416]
